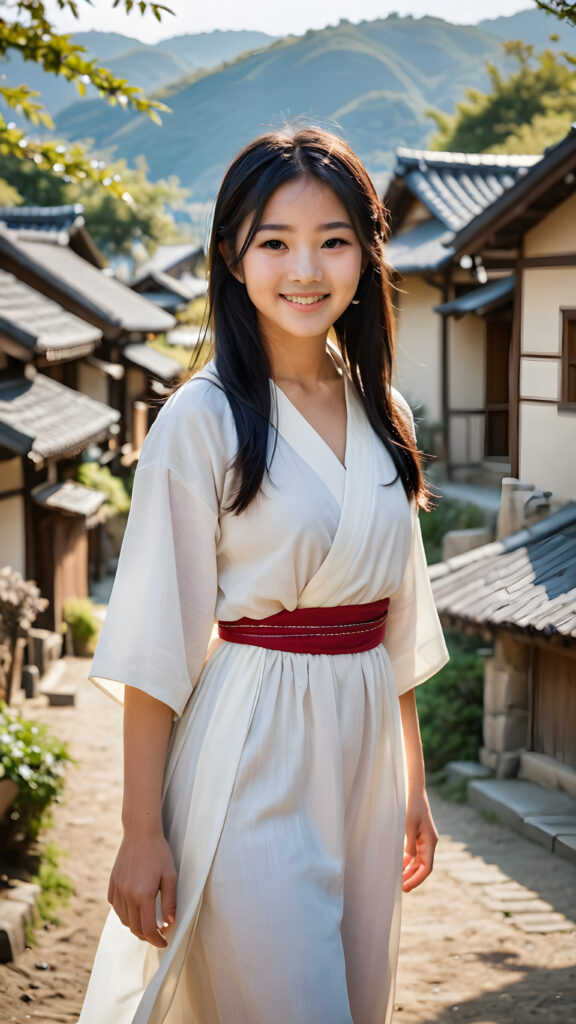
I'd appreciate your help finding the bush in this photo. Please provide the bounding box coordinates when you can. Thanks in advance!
[416,629,485,774]
[420,498,485,565]
[76,463,131,514]
[0,703,71,845]
[63,598,100,656]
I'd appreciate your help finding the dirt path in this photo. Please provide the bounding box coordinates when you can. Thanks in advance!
[1,657,575,1023]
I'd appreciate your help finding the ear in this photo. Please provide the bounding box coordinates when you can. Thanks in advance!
[219,240,244,284]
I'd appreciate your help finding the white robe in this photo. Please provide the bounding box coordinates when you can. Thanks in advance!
[79,360,448,1024]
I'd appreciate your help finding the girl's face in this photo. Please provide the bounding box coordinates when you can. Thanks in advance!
[231,176,364,350]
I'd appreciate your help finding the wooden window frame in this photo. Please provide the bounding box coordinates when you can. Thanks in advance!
[560,308,576,411]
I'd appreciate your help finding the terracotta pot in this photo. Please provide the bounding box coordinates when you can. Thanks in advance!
[0,778,18,820]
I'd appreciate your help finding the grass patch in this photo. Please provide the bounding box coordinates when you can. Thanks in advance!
[417,629,484,773]
[420,497,486,565]
[33,842,75,927]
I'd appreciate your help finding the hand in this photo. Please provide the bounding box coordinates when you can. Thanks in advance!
[402,788,438,893]
[108,832,178,948]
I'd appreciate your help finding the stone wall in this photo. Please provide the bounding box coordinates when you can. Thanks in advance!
[480,633,530,778]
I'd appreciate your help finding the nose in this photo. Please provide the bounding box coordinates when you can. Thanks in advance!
[287,246,323,284]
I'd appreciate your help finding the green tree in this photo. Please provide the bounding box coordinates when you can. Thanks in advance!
[0,151,191,255]
[535,0,576,27]
[0,0,172,196]
[428,41,576,154]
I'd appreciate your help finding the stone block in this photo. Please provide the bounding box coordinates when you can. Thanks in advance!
[445,761,492,788]
[0,898,28,961]
[523,815,576,851]
[483,711,528,753]
[484,663,528,715]
[442,527,492,561]
[468,778,576,830]
[21,664,40,699]
[519,751,576,799]
[495,633,530,673]
[495,751,520,779]
[555,834,576,868]
[479,747,499,771]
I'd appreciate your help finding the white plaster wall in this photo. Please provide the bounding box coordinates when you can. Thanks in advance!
[0,458,23,494]
[394,276,442,423]
[520,358,561,401]
[519,403,576,500]
[524,191,576,258]
[450,315,485,408]
[522,267,576,354]
[0,494,25,574]
[78,361,108,405]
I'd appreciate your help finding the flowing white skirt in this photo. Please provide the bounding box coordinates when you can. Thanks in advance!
[79,642,407,1024]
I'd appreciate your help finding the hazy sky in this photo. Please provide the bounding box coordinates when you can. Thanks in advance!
[38,0,534,43]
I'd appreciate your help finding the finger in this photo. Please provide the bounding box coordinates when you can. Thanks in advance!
[140,899,167,949]
[160,870,178,929]
[402,862,431,892]
[127,901,145,941]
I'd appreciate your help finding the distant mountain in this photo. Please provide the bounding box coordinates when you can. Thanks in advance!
[1,29,277,120]
[478,8,570,47]
[54,14,526,200]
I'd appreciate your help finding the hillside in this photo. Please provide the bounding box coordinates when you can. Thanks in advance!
[478,7,571,46]
[53,14,535,200]
[1,29,277,119]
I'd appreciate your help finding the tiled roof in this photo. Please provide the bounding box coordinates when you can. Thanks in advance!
[434,274,515,319]
[0,203,84,233]
[387,218,454,274]
[392,148,541,233]
[0,371,120,462]
[132,269,208,307]
[0,228,175,335]
[123,342,182,383]
[31,480,106,518]
[431,503,576,640]
[0,269,101,359]
[133,243,204,284]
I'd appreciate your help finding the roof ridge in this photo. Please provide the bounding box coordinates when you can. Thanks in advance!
[395,146,541,169]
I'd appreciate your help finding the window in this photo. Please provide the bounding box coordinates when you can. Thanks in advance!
[561,310,576,408]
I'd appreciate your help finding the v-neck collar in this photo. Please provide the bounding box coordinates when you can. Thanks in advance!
[271,372,348,506]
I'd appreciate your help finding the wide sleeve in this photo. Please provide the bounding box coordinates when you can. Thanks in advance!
[383,502,449,696]
[383,386,449,695]
[89,381,222,718]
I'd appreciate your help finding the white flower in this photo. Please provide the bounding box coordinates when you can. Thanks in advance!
[18,764,33,781]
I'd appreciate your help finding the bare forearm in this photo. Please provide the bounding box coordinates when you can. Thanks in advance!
[398,688,426,793]
[122,686,174,836]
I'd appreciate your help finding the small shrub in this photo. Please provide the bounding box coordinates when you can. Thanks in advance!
[0,703,71,845]
[34,842,75,926]
[420,498,485,565]
[63,598,100,656]
[416,629,484,774]
[76,463,131,514]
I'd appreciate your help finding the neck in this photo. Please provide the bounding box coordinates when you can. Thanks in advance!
[263,332,338,387]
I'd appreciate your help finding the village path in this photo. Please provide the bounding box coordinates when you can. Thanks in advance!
[1,657,575,1024]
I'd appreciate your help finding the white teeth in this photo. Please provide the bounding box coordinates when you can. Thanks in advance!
[284,295,325,305]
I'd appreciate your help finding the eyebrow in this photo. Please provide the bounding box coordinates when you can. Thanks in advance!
[254,221,354,233]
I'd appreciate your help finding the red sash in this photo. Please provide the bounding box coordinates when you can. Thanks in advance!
[217,599,389,655]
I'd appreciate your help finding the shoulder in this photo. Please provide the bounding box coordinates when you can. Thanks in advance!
[139,362,235,477]
[390,386,416,440]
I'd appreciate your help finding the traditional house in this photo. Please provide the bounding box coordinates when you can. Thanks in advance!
[431,497,576,860]
[0,270,120,630]
[384,148,540,474]
[0,222,179,461]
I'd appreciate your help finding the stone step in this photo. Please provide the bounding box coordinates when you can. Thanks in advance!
[468,778,576,830]
[38,659,76,707]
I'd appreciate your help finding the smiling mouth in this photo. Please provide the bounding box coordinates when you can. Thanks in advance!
[281,294,328,306]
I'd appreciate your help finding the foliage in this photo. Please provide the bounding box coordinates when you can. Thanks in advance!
[535,0,576,26]
[0,701,71,843]
[62,598,100,656]
[0,567,48,639]
[419,498,486,565]
[76,462,131,513]
[416,630,485,774]
[33,840,75,925]
[427,41,576,155]
[0,0,172,195]
[0,152,191,256]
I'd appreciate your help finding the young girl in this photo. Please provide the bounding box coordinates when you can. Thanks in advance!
[79,126,448,1024]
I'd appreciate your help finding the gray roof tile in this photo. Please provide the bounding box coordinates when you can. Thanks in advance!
[0,269,101,357]
[432,503,576,639]
[31,480,106,518]
[123,342,182,383]
[0,372,120,462]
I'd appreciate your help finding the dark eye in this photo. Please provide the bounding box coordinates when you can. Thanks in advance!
[262,239,285,250]
[323,238,348,249]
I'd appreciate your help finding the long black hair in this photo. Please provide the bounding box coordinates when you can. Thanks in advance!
[200,125,429,513]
